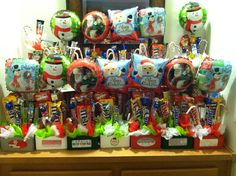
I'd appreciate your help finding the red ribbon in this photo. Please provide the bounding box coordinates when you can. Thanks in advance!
[54,122,66,138]
[205,123,221,137]
[86,122,94,137]
[129,121,139,132]
[21,123,29,137]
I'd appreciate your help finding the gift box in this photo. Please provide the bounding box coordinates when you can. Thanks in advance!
[100,135,130,148]
[130,135,161,149]
[0,137,35,152]
[67,136,100,150]
[161,136,194,149]
[194,135,224,149]
[35,136,67,150]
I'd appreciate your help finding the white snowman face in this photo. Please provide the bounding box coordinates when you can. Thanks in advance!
[187,9,203,21]
[44,63,63,76]
[56,16,72,28]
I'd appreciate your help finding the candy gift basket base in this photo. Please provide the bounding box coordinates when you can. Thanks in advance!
[161,136,194,149]
[1,137,35,152]
[194,135,224,150]
[67,136,100,150]
[100,135,130,148]
[35,136,67,150]
[130,135,161,149]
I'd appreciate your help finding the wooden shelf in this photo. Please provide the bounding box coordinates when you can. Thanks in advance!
[0,148,233,176]
[0,148,232,164]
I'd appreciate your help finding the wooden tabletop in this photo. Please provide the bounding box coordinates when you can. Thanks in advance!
[0,148,232,164]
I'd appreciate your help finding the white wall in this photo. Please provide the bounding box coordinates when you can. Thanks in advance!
[0,0,66,117]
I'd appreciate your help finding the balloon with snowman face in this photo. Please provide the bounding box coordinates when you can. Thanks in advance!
[50,10,81,41]
[179,2,207,34]
[40,54,71,89]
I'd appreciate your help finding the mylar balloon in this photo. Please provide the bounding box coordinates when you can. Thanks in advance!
[179,2,207,33]
[50,10,81,41]
[138,7,166,38]
[164,57,195,91]
[108,6,139,42]
[67,60,102,93]
[196,57,232,93]
[5,58,39,92]
[130,53,168,89]
[40,54,71,89]
[97,58,131,91]
[82,11,110,43]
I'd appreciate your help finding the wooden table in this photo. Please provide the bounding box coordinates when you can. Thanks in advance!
[0,148,233,176]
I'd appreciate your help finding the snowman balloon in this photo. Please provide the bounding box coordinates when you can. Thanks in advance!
[50,10,81,42]
[40,54,71,90]
[179,2,207,34]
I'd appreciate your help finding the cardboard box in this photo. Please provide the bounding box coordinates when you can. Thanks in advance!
[161,136,194,149]
[1,137,35,152]
[194,135,224,149]
[100,135,130,148]
[35,136,67,150]
[67,136,100,150]
[130,135,161,149]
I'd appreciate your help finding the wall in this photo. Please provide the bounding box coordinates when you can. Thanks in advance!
[0,0,66,117]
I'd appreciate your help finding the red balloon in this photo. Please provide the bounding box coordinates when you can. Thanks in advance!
[164,58,195,91]
[67,60,102,93]
[82,11,110,43]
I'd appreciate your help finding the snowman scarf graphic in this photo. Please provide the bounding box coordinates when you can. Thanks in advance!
[54,25,71,38]
[185,19,202,32]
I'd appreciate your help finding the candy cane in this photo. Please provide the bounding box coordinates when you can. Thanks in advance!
[134,43,148,56]
[161,101,169,123]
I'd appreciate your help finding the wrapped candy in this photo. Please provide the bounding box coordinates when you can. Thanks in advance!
[77,105,92,126]
[108,7,139,42]
[98,98,114,120]
[141,96,151,125]
[49,101,63,124]
[2,95,17,123]
[131,97,142,121]
[138,7,165,38]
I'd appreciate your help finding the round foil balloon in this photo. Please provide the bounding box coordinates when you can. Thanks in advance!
[82,11,110,43]
[164,58,195,91]
[40,54,71,89]
[179,2,207,33]
[50,10,81,41]
[67,60,102,93]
